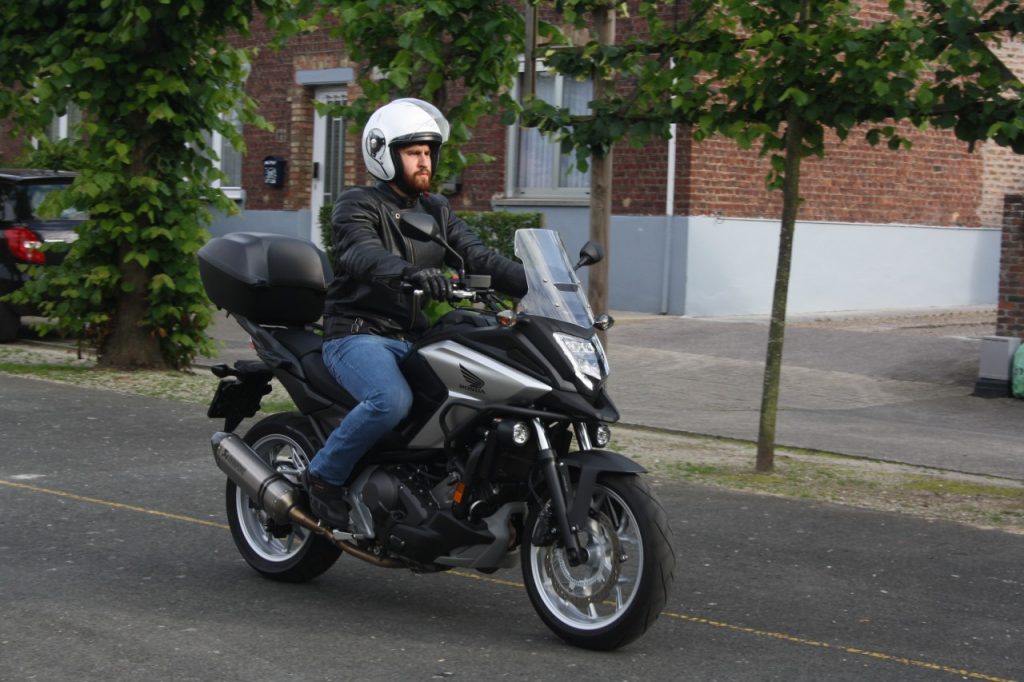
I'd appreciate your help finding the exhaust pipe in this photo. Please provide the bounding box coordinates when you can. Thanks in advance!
[211,431,306,525]
[210,432,405,568]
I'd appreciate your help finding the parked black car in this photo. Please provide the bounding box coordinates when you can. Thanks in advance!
[0,169,83,341]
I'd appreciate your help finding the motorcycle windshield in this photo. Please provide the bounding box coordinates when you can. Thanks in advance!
[514,229,595,329]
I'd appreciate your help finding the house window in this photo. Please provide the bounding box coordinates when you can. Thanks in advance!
[202,110,244,201]
[511,69,592,198]
[44,103,82,142]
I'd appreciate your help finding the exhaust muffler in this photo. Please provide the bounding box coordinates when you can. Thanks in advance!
[211,431,308,524]
[210,432,405,568]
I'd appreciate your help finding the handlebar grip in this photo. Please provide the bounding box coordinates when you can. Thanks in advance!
[399,281,425,296]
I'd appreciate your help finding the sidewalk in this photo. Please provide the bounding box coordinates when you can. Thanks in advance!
[206,306,1024,481]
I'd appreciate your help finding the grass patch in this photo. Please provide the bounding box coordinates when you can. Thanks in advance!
[0,344,295,410]
[900,479,1024,499]
[611,425,1024,534]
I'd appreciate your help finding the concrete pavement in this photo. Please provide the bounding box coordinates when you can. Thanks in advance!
[204,306,1024,480]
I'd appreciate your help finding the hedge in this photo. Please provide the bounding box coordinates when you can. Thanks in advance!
[456,210,543,259]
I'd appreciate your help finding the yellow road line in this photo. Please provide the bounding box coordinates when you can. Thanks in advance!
[0,479,229,529]
[658,611,1016,682]
[3,478,1017,682]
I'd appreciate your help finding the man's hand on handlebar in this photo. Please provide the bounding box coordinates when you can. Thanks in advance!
[404,266,453,301]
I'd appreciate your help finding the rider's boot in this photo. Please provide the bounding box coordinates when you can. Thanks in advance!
[303,470,351,530]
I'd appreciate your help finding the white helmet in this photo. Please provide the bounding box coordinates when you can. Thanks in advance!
[361,98,451,185]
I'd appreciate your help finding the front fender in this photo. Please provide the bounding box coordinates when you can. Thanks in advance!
[559,449,645,527]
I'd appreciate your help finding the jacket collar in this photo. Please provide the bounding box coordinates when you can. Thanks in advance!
[375,180,421,209]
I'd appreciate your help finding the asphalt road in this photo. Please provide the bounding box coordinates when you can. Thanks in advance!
[1,375,1021,682]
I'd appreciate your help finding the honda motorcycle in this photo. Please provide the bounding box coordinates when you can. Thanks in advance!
[197,217,675,650]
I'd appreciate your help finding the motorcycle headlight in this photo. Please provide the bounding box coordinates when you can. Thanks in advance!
[554,332,608,390]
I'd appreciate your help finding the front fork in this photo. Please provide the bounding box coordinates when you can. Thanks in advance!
[532,418,589,566]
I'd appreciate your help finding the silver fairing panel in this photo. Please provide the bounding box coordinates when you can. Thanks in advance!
[407,340,552,449]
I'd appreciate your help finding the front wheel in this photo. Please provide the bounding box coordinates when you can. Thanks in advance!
[522,474,675,650]
[225,413,341,582]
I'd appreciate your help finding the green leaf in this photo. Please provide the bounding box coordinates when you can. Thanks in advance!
[150,274,176,292]
[914,86,935,109]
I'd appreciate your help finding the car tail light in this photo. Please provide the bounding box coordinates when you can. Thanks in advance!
[5,226,46,265]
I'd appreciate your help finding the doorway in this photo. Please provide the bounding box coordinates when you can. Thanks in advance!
[311,86,347,249]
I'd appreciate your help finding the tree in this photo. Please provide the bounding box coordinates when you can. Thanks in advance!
[0,0,308,369]
[673,0,1024,470]
[523,0,1024,471]
[670,0,939,471]
[318,0,537,186]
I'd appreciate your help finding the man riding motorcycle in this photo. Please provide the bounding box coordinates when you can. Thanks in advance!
[304,98,527,528]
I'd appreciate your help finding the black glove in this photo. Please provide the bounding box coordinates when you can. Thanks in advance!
[405,266,452,301]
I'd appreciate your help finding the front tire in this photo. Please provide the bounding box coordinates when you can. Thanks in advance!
[522,474,675,650]
[225,413,341,582]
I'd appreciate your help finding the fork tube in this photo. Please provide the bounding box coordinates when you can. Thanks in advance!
[533,419,585,566]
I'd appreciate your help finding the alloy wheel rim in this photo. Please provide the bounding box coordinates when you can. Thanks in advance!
[529,485,644,630]
[235,433,312,562]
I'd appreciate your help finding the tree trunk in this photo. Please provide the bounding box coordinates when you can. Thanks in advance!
[755,108,805,472]
[588,4,615,346]
[97,132,169,370]
[97,243,166,370]
[589,149,612,333]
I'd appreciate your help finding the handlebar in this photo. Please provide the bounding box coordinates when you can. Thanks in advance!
[401,281,489,304]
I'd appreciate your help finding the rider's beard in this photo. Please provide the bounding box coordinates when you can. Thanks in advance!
[406,168,432,193]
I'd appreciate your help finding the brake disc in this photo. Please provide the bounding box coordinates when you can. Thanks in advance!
[544,512,622,610]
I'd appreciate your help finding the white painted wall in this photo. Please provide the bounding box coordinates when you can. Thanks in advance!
[684,216,1000,316]
[213,206,1001,317]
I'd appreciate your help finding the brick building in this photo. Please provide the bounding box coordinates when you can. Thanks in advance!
[3,11,1022,321]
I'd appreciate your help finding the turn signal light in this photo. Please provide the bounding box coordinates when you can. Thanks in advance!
[496,310,517,327]
[5,226,45,264]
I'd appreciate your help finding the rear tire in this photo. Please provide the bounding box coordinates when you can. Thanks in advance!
[522,473,675,650]
[225,412,341,582]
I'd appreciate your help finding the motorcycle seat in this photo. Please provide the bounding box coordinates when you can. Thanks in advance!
[269,327,358,409]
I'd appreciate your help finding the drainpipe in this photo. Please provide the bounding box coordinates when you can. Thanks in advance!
[659,120,677,314]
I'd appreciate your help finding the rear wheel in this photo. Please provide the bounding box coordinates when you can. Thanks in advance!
[522,473,674,650]
[225,412,341,582]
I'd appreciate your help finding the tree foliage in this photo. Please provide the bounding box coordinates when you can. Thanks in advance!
[0,0,308,369]
[517,0,1024,470]
[318,0,545,185]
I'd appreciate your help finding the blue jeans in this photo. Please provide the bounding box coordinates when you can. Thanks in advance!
[307,334,414,485]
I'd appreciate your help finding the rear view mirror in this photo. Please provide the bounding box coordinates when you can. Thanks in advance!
[574,241,605,270]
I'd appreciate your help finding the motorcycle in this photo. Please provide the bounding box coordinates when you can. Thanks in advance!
[197,217,675,650]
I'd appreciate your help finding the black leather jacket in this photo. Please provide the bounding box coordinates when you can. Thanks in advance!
[323,182,527,340]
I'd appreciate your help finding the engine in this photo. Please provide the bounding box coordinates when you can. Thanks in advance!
[359,464,454,528]
[353,463,498,566]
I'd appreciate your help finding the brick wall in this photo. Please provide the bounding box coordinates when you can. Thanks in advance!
[227,4,1017,232]
[981,143,1024,228]
[999,195,1024,338]
[689,125,984,227]
[981,40,1024,228]
[236,20,363,211]
[458,118,689,215]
